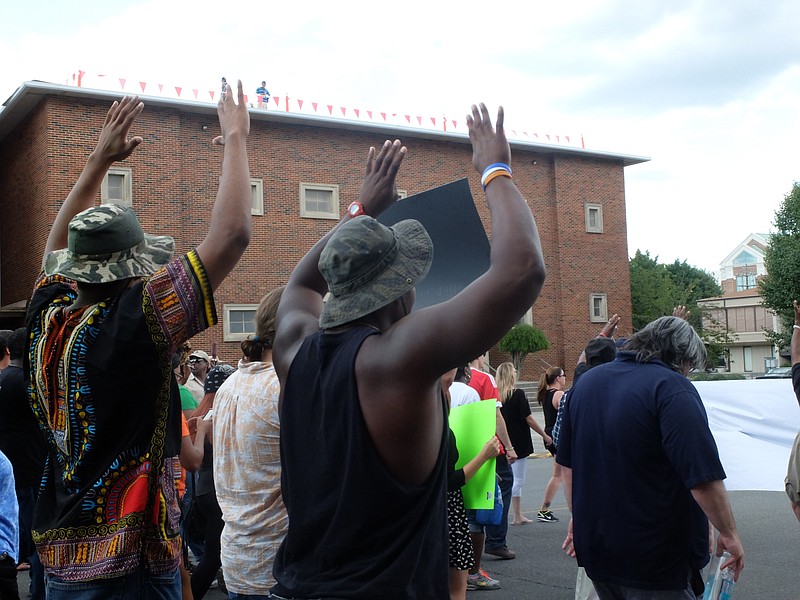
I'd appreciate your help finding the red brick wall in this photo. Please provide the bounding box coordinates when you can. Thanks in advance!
[0,95,633,374]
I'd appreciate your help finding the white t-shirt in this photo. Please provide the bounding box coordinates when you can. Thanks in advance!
[449,381,480,409]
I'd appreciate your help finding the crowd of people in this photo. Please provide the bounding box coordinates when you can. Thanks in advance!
[1,77,798,600]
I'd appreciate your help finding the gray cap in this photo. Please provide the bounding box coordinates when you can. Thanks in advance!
[318,216,433,329]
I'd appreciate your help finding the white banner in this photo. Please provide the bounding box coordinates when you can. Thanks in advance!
[695,379,800,491]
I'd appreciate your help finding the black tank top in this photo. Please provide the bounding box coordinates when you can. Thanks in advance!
[542,388,559,435]
[273,326,449,599]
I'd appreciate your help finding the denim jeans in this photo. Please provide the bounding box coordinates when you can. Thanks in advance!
[484,455,512,550]
[45,567,180,600]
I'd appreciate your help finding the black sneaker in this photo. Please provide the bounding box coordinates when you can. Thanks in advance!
[537,510,559,523]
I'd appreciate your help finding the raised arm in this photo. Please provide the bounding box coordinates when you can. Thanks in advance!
[195,80,252,291]
[377,104,546,381]
[274,140,407,381]
[43,96,144,263]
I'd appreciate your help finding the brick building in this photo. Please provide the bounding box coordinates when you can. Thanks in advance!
[0,82,647,380]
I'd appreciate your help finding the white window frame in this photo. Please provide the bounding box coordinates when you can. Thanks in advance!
[251,178,264,216]
[585,203,604,233]
[397,189,408,199]
[589,293,608,323]
[519,308,533,326]
[223,304,258,342]
[300,182,340,219]
[101,167,132,206]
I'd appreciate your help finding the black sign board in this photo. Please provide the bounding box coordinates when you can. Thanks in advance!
[378,178,491,310]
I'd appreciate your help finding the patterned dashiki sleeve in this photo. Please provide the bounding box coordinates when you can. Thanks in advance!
[145,250,217,351]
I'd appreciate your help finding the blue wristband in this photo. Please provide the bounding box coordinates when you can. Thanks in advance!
[482,163,511,179]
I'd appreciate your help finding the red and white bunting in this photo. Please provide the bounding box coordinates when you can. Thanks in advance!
[66,69,583,147]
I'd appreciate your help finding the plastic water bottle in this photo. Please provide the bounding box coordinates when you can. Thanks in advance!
[702,551,730,600]
[718,561,735,599]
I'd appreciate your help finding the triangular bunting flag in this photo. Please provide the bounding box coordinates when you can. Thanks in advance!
[119,78,126,89]
[297,99,303,110]
[210,91,215,101]
[312,102,318,112]
[340,107,347,116]
[192,89,199,99]
[158,83,164,93]
[139,82,146,93]
[451,120,457,129]
[327,105,333,114]
[354,109,360,118]
[367,110,373,119]
[381,112,387,120]
[430,117,436,126]
[416,116,422,125]
[566,136,570,143]
[405,115,411,123]
[175,87,182,97]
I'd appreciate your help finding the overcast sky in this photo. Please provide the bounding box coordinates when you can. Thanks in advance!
[3,0,799,278]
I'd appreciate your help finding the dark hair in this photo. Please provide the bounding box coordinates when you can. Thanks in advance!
[8,328,26,361]
[537,366,563,405]
[240,286,285,362]
[622,316,706,373]
[0,330,11,357]
[454,365,471,383]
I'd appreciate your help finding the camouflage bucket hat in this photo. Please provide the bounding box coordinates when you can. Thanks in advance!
[319,216,433,329]
[44,204,174,284]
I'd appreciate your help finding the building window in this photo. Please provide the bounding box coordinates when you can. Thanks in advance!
[300,183,339,219]
[397,189,408,199]
[519,308,533,326]
[589,293,608,323]
[735,273,756,291]
[223,304,258,341]
[585,203,603,233]
[101,168,132,206]
[743,346,753,372]
[251,179,264,216]
[733,250,756,266]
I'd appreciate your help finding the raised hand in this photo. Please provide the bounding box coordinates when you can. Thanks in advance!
[357,139,407,216]
[94,96,144,163]
[672,305,690,321]
[466,103,510,174]
[600,314,620,338]
[213,79,250,146]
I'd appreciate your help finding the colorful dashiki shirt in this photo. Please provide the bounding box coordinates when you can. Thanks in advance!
[212,360,287,593]
[25,250,215,581]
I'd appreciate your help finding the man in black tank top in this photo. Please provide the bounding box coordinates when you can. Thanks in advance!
[273,104,547,599]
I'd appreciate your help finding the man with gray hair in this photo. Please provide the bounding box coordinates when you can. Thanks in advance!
[557,316,744,599]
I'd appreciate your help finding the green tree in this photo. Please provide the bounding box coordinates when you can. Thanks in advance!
[630,250,726,369]
[499,324,550,372]
[629,250,675,330]
[759,182,800,350]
